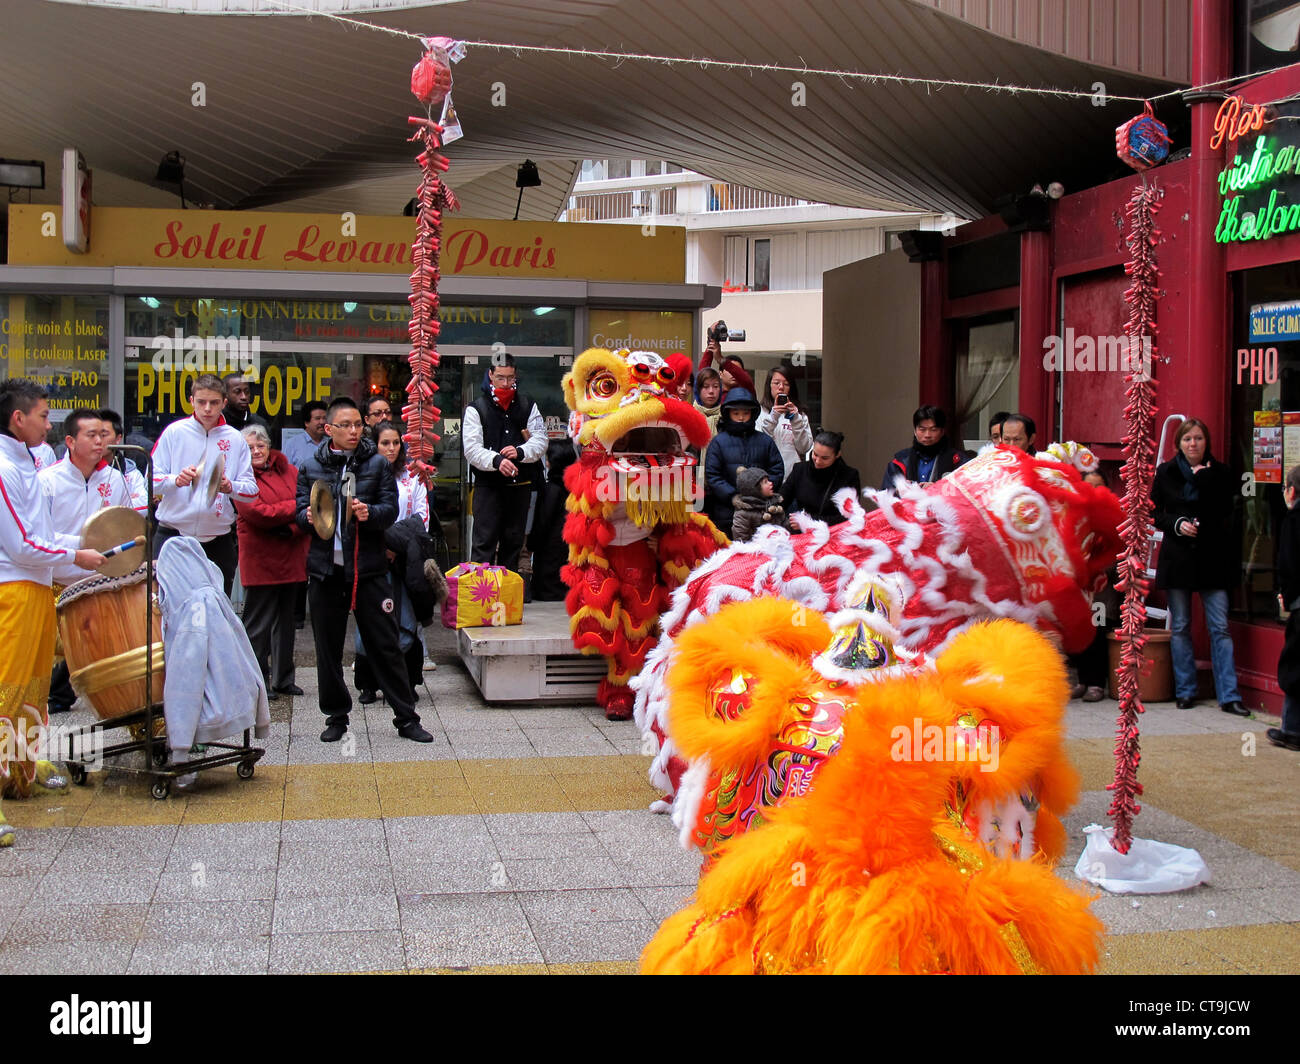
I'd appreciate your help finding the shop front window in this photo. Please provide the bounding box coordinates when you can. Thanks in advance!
[124,297,575,558]
[1230,264,1300,620]
[954,313,1019,447]
[0,293,110,446]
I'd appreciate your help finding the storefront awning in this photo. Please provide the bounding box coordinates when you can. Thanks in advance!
[2,0,1187,221]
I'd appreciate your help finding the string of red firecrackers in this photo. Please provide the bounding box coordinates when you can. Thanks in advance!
[1108,101,1169,854]
[403,38,464,488]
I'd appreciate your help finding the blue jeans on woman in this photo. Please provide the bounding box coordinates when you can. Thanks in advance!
[1166,588,1241,705]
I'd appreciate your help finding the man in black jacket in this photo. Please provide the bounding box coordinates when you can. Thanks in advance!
[462,355,546,570]
[881,405,967,490]
[295,397,432,743]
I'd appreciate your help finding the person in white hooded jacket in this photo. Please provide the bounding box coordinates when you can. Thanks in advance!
[150,373,257,595]
[0,381,106,846]
[755,363,814,482]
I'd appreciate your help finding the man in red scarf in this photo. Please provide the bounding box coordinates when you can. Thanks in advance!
[462,354,547,571]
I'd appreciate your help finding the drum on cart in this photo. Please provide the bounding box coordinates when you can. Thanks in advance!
[55,508,163,720]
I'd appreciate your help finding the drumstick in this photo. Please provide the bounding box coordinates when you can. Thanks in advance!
[100,535,146,559]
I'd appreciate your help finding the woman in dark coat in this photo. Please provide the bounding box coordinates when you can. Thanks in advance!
[1151,417,1247,715]
[234,425,309,698]
[1272,464,1300,749]
[780,430,861,526]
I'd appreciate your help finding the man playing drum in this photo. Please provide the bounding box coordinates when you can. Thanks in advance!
[39,408,135,715]
[150,373,257,596]
[0,381,106,847]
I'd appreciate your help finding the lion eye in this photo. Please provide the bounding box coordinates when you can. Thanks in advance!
[588,374,618,399]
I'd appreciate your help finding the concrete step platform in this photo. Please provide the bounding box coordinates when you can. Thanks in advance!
[457,602,605,703]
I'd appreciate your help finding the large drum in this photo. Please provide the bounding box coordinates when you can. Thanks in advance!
[56,565,164,720]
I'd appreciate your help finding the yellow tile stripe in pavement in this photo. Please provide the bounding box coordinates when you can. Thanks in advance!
[6,723,1298,974]
[2,754,662,829]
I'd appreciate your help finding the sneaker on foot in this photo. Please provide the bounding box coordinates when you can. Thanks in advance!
[397,724,434,743]
[320,723,348,742]
[1082,686,1106,702]
[358,689,379,705]
[1069,683,1087,700]
[423,659,438,672]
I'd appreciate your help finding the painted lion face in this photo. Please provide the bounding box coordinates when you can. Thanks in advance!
[563,347,713,456]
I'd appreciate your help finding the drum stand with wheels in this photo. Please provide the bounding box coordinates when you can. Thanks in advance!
[61,443,265,800]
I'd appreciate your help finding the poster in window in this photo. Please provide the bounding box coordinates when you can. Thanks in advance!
[1254,409,1282,483]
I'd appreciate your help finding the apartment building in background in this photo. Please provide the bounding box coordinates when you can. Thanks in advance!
[563,159,955,428]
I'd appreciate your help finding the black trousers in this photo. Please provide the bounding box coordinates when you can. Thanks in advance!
[471,480,532,571]
[308,567,419,729]
[355,640,423,697]
[1070,627,1112,689]
[242,583,297,691]
[155,525,238,597]
[49,660,76,712]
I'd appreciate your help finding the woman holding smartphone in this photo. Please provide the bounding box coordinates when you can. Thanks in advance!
[756,362,813,481]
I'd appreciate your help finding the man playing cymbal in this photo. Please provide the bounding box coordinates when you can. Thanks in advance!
[295,397,432,745]
[150,373,257,596]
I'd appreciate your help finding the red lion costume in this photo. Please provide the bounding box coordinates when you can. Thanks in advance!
[633,442,1124,810]
[561,347,727,720]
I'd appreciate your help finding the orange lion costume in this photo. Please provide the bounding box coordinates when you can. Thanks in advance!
[639,598,1102,975]
[561,348,727,720]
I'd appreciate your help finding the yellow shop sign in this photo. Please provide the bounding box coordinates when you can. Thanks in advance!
[6,206,685,283]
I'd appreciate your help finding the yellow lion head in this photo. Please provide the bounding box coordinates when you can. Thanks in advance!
[563,347,712,454]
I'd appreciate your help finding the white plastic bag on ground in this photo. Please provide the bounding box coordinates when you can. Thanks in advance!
[1074,823,1211,894]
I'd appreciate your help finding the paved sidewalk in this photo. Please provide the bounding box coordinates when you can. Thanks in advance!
[1,623,1296,974]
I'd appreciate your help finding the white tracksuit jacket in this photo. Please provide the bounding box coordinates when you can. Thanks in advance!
[39,458,134,586]
[0,435,77,587]
[151,415,257,541]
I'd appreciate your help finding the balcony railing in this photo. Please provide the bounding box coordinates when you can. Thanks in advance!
[566,186,676,222]
[706,183,805,211]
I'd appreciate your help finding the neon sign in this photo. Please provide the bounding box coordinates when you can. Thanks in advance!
[1209,95,1271,152]
[1215,129,1300,243]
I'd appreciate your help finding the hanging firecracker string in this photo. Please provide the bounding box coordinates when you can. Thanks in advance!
[402,38,464,488]
[1108,172,1162,855]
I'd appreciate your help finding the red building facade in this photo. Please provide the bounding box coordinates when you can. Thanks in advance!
[918,0,1300,708]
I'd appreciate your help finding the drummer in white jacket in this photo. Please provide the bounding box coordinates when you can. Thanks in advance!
[755,364,814,482]
[39,408,135,714]
[150,373,257,596]
[0,381,106,846]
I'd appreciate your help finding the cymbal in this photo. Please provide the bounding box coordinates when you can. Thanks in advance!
[80,506,147,579]
[340,471,357,528]
[191,452,225,507]
[309,479,336,540]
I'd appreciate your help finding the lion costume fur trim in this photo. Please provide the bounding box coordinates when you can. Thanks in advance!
[641,603,1100,975]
